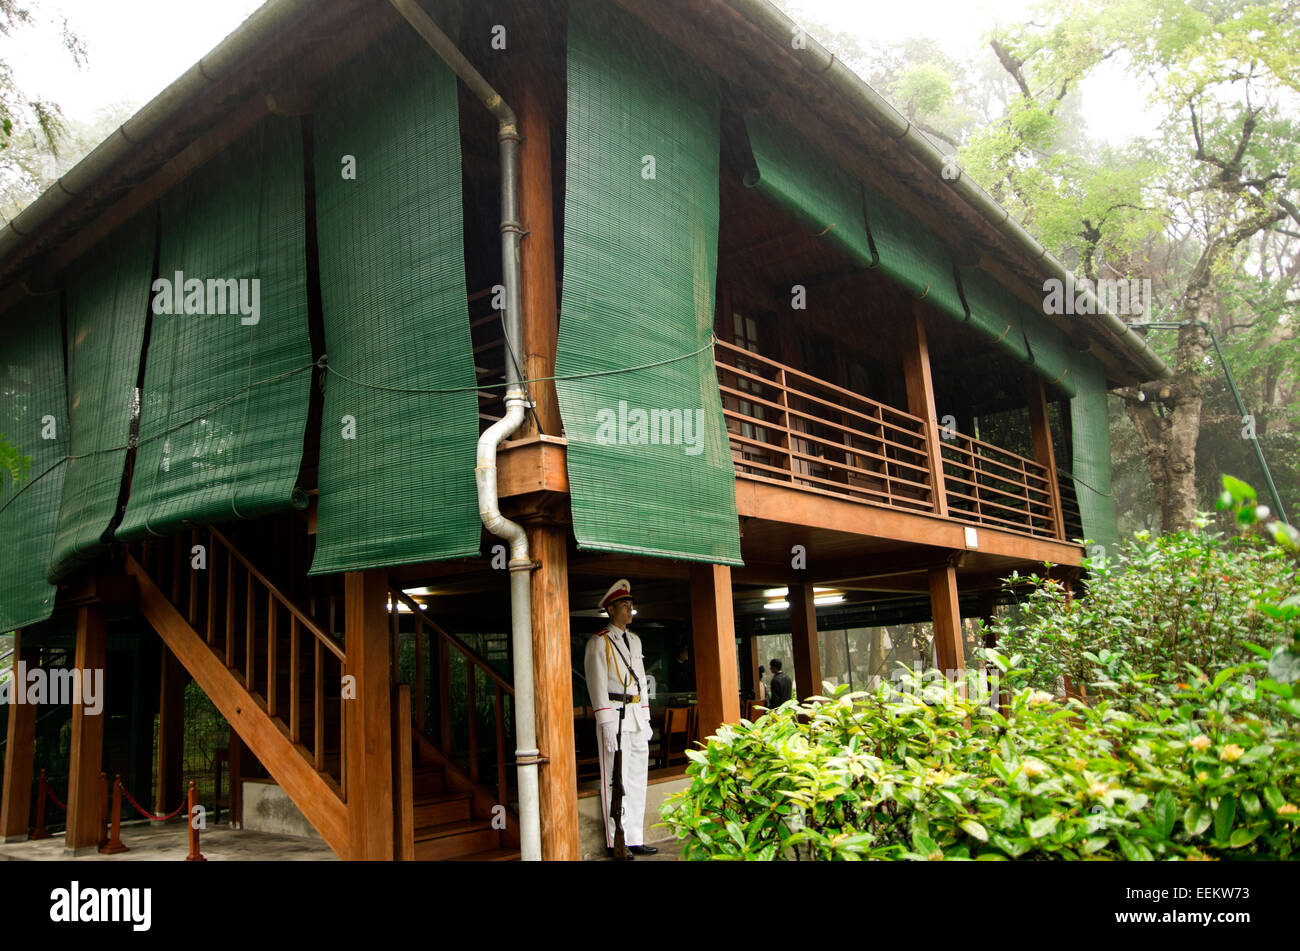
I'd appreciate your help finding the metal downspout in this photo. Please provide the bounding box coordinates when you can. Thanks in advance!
[387,0,541,862]
[723,0,1172,383]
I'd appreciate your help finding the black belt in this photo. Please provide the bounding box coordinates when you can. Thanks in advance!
[608,693,640,703]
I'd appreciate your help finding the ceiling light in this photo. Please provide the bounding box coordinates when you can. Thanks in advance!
[814,595,844,606]
[763,600,789,611]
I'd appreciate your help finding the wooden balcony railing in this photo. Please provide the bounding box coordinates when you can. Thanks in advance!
[715,340,1066,541]
[715,339,936,512]
[940,433,1059,539]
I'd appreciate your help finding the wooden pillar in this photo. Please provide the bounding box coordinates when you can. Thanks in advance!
[928,564,965,674]
[512,10,562,439]
[1,631,39,841]
[155,642,186,815]
[344,569,394,860]
[1027,376,1067,539]
[526,521,579,860]
[788,584,821,701]
[689,564,740,740]
[902,305,948,517]
[65,604,107,853]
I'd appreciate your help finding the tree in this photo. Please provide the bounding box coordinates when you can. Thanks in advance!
[961,0,1300,531]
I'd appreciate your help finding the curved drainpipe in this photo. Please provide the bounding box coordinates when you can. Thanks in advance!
[388,0,541,862]
[724,0,1172,383]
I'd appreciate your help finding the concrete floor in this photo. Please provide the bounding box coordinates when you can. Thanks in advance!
[0,820,338,861]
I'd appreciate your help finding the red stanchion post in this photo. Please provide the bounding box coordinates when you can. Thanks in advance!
[100,774,130,855]
[31,769,51,840]
[185,780,206,862]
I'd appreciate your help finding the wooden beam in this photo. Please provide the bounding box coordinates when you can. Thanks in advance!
[788,584,821,701]
[344,569,394,860]
[0,631,39,841]
[902,304,948,517]
[526,521,579,860]
[155,642,186,815]
[65,605,107,853]
[928,564,965,674]
[1027,376,1067,540]
[689,563,741,740]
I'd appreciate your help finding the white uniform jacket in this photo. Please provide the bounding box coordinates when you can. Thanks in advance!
[584,625,652,735]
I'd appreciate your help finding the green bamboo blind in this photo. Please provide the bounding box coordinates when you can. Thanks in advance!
[1069,356,1118,554]
[557,0,741,566]
[49,216,154,582]
[310,9,482,575]
[957,267,1031,362]
[0,296,68,630]
[117,116,312,541]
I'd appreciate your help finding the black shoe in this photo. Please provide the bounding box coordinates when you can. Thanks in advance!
[605,847,635,860]
[628,845,658,855]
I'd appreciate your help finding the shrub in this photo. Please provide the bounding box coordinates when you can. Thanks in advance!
[660,672,1300,860]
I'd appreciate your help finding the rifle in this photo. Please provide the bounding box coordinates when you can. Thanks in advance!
[610,695,628,861]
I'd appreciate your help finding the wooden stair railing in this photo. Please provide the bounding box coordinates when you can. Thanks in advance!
[388,585,515,809]
[124,528,349,856]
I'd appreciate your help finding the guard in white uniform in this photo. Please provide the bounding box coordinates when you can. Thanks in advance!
[584,579,657,858]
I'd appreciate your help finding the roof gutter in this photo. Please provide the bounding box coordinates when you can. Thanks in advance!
[0,0,319,268]
[722,0,1171,383]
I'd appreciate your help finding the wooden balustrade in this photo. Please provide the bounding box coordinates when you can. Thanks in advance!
[388,586,515,808]
[714,339,1065,541]
[132,527,348,794]
[940,432,1059,538]
[715,338,935,512]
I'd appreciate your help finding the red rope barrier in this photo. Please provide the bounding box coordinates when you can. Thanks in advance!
[120,784,188,822]
[47,786,66,812]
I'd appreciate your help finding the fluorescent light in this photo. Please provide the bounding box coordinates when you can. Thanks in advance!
[814,595,844,606]
[404,586,435,595]
[763,600,789,610]
[762,587,789,598]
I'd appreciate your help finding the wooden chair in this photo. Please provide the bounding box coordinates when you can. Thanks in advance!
[655,707,691,769]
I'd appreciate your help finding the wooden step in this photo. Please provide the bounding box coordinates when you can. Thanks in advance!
[413,767,446,796]
[414,819,500,861]
[413,792,472,827]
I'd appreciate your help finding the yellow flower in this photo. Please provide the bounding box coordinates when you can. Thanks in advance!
[1189,735,1211,752]
[1088,781,1111,798]
[1022,760,1048,778]
[1028,690,1054,705]
[927,849,944,861]
[1278,803,1299,815]
[1186,851,1214,861]
[1218,744,1245,762]
[1196,771,1208,783]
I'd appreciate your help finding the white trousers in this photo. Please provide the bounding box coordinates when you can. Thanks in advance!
[597,726,649,848]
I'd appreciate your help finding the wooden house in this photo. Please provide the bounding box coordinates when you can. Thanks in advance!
[0,0,1169,860]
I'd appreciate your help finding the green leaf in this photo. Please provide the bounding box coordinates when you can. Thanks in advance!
[1268,646,1300,685]
[1214,796,1237,844]
[1082,836,1111,855]
[1241,792,1261,817]
[1237,744,1274,765]
[1153,790,1175,839]
[959,820,988,843]
[1117,836,1143,861]
[1228,827,1261,849]
[1263,787,1286,812]
[1184,803,1212,837]
[1222,475,1256,505]
[1027,814,1059,839]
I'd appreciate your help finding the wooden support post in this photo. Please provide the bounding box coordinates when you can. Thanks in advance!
[512,5,563,439]
[902,305,948,517]
[1027,376,1067,540]
[65,605,108,853]
[689,564,740,742]
[928,564,965,674]
[185,781,206,861]
[526,522,578,860]
[155,642,186,816]
[788,583,821,702]
[344,569,394,860]
[100,775,129,854]
[1,631,39,841]
[392,684,414,862]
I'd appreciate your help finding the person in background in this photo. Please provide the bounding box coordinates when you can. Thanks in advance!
[768,658,792,707]
[755,665,768,704]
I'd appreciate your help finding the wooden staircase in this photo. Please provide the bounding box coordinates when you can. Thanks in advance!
[123,526,519,860]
